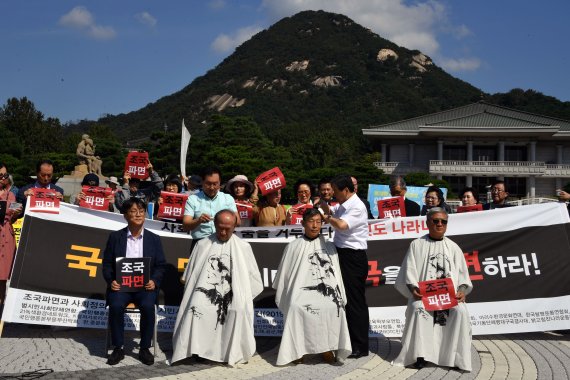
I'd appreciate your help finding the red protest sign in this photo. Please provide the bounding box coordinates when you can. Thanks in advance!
[418,277,458,311]
[377,196,406,219]
[157,191,188,221]
[29,188,60,214]
[124,151,149,179]
[290,203,312,225]
[256,167,286,196]
[236,200,253,221]
[456,204,483,213]
[79,186,112,211]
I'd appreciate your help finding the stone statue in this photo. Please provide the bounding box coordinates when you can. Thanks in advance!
[76,134,103,176]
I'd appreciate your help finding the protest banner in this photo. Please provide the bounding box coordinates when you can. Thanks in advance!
[289,203,312,225]
[4,202,570,337]
[236,200,253,222]
[377,196,406,218]
[124,151,149,179]
[116,257,151,292]
[457,204,483,213]
[256,167,286,196]
[157,191,188,221]
[28,188,60,214]
[418,278,458,311]
[79,186,112,211]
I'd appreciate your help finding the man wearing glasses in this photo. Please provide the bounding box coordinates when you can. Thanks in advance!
[393,207,473,371]
[483,180,513,210]
[102,197,167,366]
[183,167,239,249]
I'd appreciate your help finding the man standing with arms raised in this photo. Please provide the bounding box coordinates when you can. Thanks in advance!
[321,174,370,358]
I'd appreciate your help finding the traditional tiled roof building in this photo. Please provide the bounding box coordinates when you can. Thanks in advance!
[362,102,570,198]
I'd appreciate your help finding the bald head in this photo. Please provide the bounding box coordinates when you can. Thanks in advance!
[214,209,237,242]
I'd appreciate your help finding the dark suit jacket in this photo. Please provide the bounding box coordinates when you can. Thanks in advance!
[404,198,421,217]
[483,202,513,210]
[102,227,167,288]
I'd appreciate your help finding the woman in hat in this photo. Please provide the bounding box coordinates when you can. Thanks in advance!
[226,175,258,227]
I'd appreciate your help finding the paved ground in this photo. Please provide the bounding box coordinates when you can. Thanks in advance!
[1,323,569,379]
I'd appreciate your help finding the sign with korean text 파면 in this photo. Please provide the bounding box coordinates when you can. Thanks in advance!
[377,196,406,219]
[79,186,112,211]
[157,191,188,221]
[256,167,286,196]
[290,203,312,225]
[419,278,458,311]
[29,188,60,214]
[115,257,151,293]
[124,151,149,180]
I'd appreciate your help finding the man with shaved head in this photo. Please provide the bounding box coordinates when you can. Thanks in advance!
[172,209,263,366]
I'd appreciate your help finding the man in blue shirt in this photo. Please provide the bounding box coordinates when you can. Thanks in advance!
[183,167,239,246]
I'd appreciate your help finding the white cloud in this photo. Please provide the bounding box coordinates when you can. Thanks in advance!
[453,25,472,39]
[58,6,116,40]
[135,11,157,28]
[209,0,226,10]
[259,0,480,71]
[439,57,481,72]
[59,6,94,29]
[211,25,264,53]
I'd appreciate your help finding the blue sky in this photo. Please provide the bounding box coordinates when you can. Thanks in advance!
[1,0,569,124]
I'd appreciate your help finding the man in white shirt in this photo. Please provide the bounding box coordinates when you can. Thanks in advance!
[322,174,370,358]
[102,198,167,366]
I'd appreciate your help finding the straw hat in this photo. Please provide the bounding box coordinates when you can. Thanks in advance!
[226,174,254,195]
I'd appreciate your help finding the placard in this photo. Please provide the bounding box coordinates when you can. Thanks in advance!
[115,257,151,292]
[290,203,312,225]
[236,200,253,221]
[0,200,6,223]
[29,188,60,214]
[377,196,406,219]
[256,167,286,196]
[457,204,483,213]
[79,186,112,211]
[157,191,188,221]
[418,277,458,311]
[124,151,149,179]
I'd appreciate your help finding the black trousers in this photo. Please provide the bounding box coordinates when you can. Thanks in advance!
[108,290,156,349]
[337,247,369,353]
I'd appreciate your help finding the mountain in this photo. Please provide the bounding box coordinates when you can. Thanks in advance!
[65,10,570,191]
[74,10,485,141]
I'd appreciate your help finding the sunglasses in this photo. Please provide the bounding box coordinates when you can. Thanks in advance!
[0,173,9,180]
[431,218,448,225]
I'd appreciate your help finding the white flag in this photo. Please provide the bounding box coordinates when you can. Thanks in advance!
[180,119,191,178]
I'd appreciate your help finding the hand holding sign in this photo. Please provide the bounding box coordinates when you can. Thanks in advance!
[418,278,458,311]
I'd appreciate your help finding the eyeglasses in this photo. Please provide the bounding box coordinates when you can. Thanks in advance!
[431,218,448,225]
[297,190,310,194]
[203,182,220,188]
[0,173,9,180]
[128,209,145,216]
[491,188,505,193]
[425,196,438,201]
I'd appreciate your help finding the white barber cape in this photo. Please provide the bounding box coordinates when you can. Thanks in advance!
[273,235,351,365]
[172,234,263,366]
[393,235,473,371]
